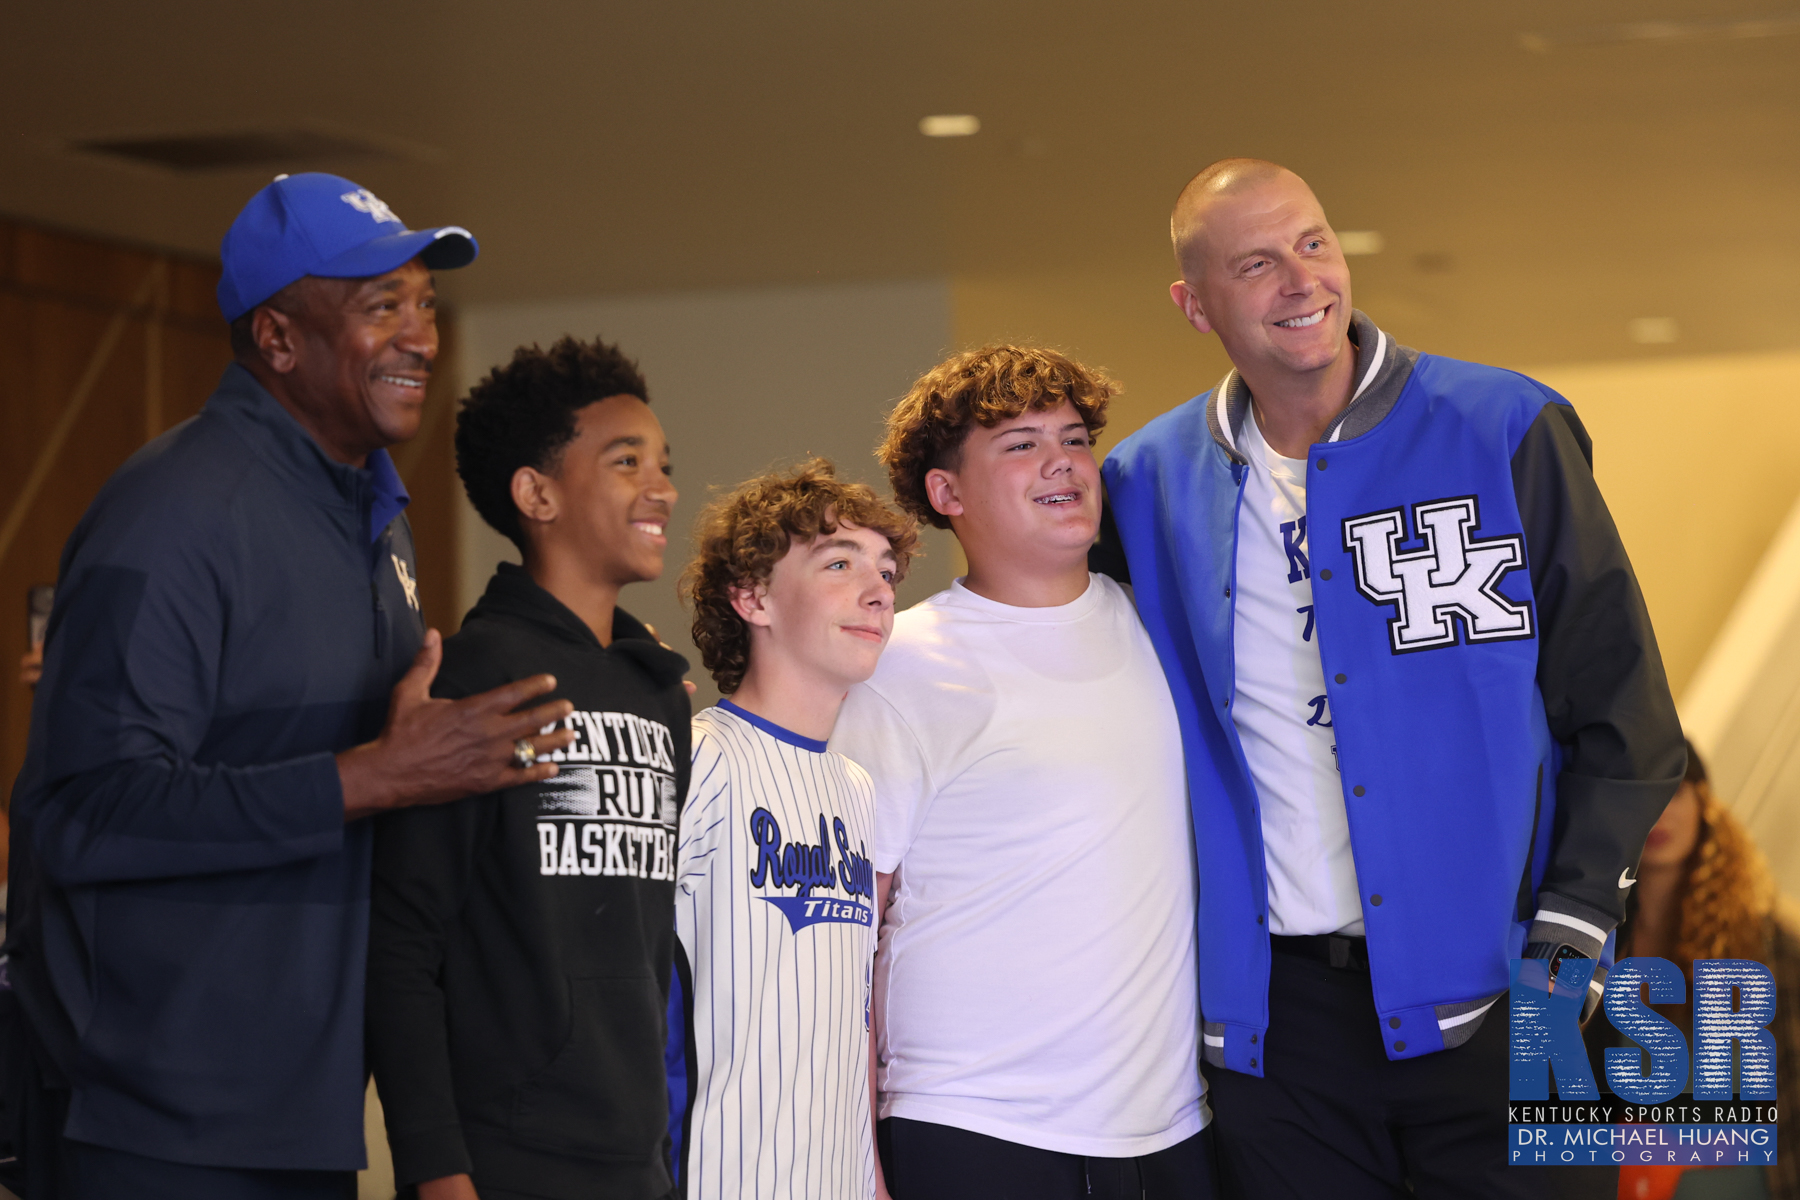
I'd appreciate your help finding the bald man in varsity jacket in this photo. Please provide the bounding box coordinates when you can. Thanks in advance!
[1092,158,1684,1199]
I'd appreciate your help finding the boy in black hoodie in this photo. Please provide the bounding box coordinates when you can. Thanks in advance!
[368,336,690,1200]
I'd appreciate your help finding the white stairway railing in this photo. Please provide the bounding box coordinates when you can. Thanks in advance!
[1682,492,1800,898]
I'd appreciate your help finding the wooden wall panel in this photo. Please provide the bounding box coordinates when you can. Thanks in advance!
[0,291,31,830]
[0,216,462,878]
[159,325,231,433]
[13,224,164,310]
[167,258,226,325]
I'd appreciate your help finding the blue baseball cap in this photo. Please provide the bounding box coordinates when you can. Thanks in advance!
[217,172,478,321]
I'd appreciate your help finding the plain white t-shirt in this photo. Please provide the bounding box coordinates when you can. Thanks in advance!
[1232,410,1365,936]
[830,574,1204,1157]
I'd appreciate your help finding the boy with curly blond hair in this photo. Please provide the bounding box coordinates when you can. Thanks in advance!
[830,346,1216,1199]
[670,458,917,1200]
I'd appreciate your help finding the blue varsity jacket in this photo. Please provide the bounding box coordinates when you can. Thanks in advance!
[1096,312,1684,1073]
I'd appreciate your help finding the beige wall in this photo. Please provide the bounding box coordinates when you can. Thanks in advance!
[1529,352,1800,699]
[1679,495,1800,896]
[448,268,1800,708]
[439,268,1799,880]
[457,279,957,710]
[952,264,1234,448]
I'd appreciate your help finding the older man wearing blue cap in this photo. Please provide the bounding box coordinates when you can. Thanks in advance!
[3,175,580,1199]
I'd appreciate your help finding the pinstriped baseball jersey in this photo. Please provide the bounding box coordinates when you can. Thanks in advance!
[671,701,877,1200]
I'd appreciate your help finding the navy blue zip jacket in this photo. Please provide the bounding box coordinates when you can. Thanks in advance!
[5,362,421,1170]
[1095,312,1684,1074]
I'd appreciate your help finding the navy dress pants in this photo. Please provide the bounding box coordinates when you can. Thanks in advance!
[880,1114,1219,1199]
[1207,936,1615,1199]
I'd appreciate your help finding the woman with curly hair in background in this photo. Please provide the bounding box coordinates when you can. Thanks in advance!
[1589,739,1800,1200]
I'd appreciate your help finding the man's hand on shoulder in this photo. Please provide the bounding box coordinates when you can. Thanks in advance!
[337,629,577,821]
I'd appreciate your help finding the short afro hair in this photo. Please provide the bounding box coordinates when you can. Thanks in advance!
[680,458,918,695]
[456,335,649,549]
[879,345,1116,530]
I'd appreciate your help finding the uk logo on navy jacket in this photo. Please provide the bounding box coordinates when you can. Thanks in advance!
[1096,310,1685,1075]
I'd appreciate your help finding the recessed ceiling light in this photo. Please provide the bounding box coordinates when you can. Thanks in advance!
[1628,317,1679,344]
[920,114,980,138]
[1520,11,1800,51]
[1337,231,1384,256]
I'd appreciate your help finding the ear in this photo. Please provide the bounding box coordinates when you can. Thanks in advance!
[251,305,302,374]
[510,466,559,529]
[728,580,773,629]
[923,468,964,520]
[1170,280,1213,335]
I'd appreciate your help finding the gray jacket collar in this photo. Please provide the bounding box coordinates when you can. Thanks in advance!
[1205,309,1420,464]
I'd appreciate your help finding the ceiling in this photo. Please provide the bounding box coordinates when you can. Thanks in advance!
[4,0,1796,364]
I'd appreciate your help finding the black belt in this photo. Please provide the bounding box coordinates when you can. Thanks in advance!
[1270,933,1369,971]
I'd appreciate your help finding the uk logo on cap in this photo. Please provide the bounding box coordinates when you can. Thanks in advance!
[339,187,402,224]
[217,173,478,321]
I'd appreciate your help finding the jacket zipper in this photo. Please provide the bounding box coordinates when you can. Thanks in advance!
[372,581,388,660]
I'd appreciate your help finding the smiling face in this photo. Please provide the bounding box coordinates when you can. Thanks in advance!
[925,396,1102,570]
[736,522,897,693]
[1171,171,1354,387]
[253,259,440,464]
[520,394,675,588]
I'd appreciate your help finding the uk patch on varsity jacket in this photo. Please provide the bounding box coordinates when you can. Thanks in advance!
[1341,493,1534,654]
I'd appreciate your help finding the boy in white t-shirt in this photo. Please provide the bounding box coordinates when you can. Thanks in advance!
[669,459,918,1200]
[829,346,1216,1200]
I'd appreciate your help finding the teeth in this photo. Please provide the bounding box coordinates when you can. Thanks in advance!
[378,375,423,388]
[1035,493,1078,505]
[1275,309,1326,329]
[633,522,665,536]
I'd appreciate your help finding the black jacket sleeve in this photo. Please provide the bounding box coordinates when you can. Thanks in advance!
[1512,400,1685,945]
[365,669,491,1188]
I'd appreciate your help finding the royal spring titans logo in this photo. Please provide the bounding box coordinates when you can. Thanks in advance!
[748,809,875,933]
[1341,495,1534,654]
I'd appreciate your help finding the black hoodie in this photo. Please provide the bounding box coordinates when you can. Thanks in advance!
[367,563,691,1199]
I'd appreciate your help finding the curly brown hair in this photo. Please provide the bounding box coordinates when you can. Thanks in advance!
[1623,742,1774,970]
[680,458,919,695]
[1609,744,1798,1195]
[878,345,1117,530]
[1671,761,1773,969]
